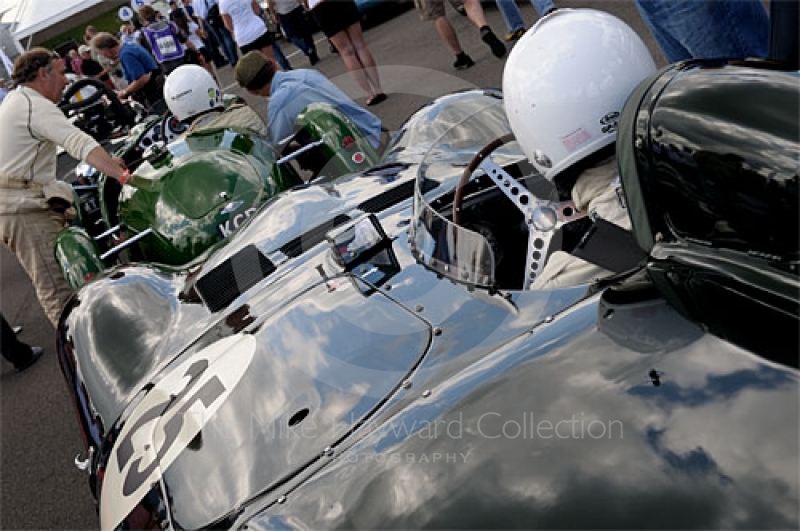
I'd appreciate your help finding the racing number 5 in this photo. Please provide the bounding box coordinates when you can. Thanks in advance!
[115,359,227,497]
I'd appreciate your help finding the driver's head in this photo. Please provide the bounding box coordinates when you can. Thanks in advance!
[503,9,656,183]
[164,64,223,122]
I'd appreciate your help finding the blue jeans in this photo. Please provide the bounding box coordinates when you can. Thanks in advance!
[634,0,768,63]
[278,6,316,57]
[206,22,239,66]
[495,0,557,32]
[528,0,555,17]
[496,0,524,32]
[272,39,291,70]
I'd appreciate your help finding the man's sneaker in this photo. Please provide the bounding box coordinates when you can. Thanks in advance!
[15,347,43,372]
[453,53,475,70]
[481,27,507,58]
[505,28,525,41]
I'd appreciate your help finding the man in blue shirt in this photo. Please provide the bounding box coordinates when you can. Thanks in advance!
[234,50,382,148]
[92,32,165,113]
[633,0,768,63]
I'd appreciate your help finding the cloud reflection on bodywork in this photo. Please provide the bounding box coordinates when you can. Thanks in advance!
[244,299,798,529]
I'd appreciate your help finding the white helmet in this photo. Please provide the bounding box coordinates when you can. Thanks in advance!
[503,9,657,180]
[164,64,222,122]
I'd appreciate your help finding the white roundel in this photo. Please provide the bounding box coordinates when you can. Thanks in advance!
[502,8,657,180]
[163,64,223,122]
[118,6,135,21]
[100,334,257,531]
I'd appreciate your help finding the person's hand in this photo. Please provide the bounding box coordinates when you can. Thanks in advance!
[116,89,129,100]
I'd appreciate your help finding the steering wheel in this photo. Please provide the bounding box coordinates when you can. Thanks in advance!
[59,78,110,114]
[452,134,586,290]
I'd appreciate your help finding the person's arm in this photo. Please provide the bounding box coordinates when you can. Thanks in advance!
[97,64,112,78]
[194,15,207,34]
[251,0,262,15]
[267,98,294,145]
[85,146,127,181]
[36,104,127,182]
[119,72,152,99]
[222,13,234,33]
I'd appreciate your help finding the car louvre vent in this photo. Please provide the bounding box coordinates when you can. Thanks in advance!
[357,178,438,214]
[196,245,276,313]
[280,214,352,258]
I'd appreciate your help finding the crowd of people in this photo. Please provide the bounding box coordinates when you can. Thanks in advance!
[0,0,779,371]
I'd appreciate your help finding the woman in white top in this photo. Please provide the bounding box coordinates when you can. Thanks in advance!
[219,0,277,66]
[172,8,219,82]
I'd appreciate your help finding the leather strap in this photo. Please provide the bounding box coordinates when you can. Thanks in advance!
[572,218,647,273]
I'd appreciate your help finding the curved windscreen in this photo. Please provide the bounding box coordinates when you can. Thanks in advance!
[409,94,526,288]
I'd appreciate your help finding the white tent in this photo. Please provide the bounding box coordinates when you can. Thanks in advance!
[0,0,107,45]
[0,0,170,52]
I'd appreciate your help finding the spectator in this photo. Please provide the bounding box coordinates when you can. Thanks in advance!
[171,7,218,81]
[496,0,556,41]
[92,32,166,113]
[183,0,228,67]
[257,3,294,71]
[413,0,506,70]
[235,50,383,147]
[633,0,769,63]
[138,5,191,76]
[119,22,142,45]
[496,0,525,42]
[164,63,266,136]
[84,25,124,89]
[67,49,82,75]
[194,0,240,66]
[0,313,44,372]
[169,0,188,19]
[266,0,319,66]
[219,0,280,67]
[0,48,128,326]
[305,0,386,105]
[77,44,104,78]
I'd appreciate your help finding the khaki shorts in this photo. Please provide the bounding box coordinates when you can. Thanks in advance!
[414,0,465,21]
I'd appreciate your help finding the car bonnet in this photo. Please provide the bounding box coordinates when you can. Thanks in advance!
[99,278,432,529]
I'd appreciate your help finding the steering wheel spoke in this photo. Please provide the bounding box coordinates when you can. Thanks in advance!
[523,229,556,289]
[479,157,540,215]
[478,157,586,290]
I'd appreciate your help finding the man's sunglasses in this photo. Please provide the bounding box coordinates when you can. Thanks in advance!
[18,51,60,83]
